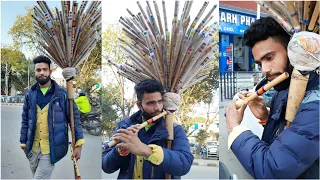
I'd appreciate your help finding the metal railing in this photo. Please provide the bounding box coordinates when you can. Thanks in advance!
[220,71,263,101]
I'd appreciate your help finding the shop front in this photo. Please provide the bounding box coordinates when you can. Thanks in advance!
[219,8,258,73]
[218,5,267,100]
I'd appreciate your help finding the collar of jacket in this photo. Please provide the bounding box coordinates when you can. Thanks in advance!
[31,80,61,94]
[121,110,169,144]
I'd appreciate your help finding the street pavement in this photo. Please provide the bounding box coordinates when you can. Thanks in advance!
[219,100,253,179]
[1,105,101,179]
[102,158,219,179]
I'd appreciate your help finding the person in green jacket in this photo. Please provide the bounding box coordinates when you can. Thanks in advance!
[75,90,91,115]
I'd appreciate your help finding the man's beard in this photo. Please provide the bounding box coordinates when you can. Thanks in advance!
[267,61,293,91]
[36,76,51,85]
[141,107,162,120]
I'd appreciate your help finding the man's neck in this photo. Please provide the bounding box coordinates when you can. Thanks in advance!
[39,80,51,88]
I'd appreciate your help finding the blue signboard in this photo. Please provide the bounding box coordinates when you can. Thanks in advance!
[219,9,257,35]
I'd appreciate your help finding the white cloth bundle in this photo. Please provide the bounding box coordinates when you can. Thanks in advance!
[163,92,180,111]
[287,31,320,73]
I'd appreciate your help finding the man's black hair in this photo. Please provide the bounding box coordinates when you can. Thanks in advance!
[134,79,165,102]
[243,17,290,49]
[33,55,51,68]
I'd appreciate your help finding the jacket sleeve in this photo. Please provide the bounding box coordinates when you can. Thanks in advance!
[102,123,131,174]
[20,93,29,144]
[230,100,319,179]
[64,91,84,144]
[157,124,194,176]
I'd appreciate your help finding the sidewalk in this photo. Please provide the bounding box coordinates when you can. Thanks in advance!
[192,157,219,167]
[1,103,23,106]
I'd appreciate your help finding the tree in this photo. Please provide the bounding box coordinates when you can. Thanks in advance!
[102,24,136,119]
[11,60,36,93]
[1,47,29,95]
[8,7,39,54]
[176,67,219,135]
[101,87,119,138]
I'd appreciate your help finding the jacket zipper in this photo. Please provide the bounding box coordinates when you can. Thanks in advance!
[151,166,154,179]
[50,95,58,129]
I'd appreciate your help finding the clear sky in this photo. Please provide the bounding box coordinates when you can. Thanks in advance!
[1,1,62,58]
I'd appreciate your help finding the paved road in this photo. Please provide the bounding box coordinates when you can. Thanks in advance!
[102,165,218,179]
[219,100,253,179]
[1,105,101,179]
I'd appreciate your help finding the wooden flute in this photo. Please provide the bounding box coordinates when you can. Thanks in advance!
[103,111,168,150]
[235,72,289,109]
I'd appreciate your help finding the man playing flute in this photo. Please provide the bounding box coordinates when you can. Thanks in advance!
[225,17,319,179]
[102,79,193,179]
[19,56,85,179]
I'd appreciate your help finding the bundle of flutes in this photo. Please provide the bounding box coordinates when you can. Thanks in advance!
[109,1,219,94]
[257,1,319,35]
[32,1,102,68]
[256,1,320,128]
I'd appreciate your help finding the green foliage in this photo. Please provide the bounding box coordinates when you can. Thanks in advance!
[195,129,210,143]
[101,87,118,137]
[102,24,127,62]
[1,47,31,94]
[8,7,38,52]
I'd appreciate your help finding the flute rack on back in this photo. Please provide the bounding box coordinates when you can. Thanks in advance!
[257,1,319,35]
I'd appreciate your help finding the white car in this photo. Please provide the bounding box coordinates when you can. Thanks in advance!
[206,141,219,158]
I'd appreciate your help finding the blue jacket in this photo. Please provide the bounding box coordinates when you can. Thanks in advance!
[20,80,84,164]
[232,72,319,179]
[102,111,194,179]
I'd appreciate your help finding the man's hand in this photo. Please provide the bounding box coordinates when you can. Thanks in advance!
[113,127,152,158]
[73,146,82,161]
[21,146,26,153]
[225,99,247,134]
[239,91,269,120]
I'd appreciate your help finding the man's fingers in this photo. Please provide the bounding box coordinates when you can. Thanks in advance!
[127,124,141,133]
[238,102,247,113]
[76,153,80,161]
[117,143,129,151]
[238,93,246,100]
[225,100,236,117]
[230,99,237,109]
[117,129,134,136]
[239,91,249,96]
[113,133,130,143]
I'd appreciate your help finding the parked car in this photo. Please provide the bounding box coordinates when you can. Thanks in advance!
[202,141,219,159]
[7,96,18,103]
[1,95,8,103]
[16,94,25,103]
[207,141,219,158]
[189,142,198,154]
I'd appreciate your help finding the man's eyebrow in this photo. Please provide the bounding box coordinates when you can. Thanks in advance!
[145,99,162,103]
[254,51,274,63]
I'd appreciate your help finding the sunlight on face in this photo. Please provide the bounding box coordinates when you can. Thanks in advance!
[252,37,288,81]
[139,92,163,116]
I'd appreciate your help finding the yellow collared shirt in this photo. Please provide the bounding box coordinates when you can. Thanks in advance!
[32,104,50,154]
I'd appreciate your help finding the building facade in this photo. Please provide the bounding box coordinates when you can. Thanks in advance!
[219,1,267,100]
